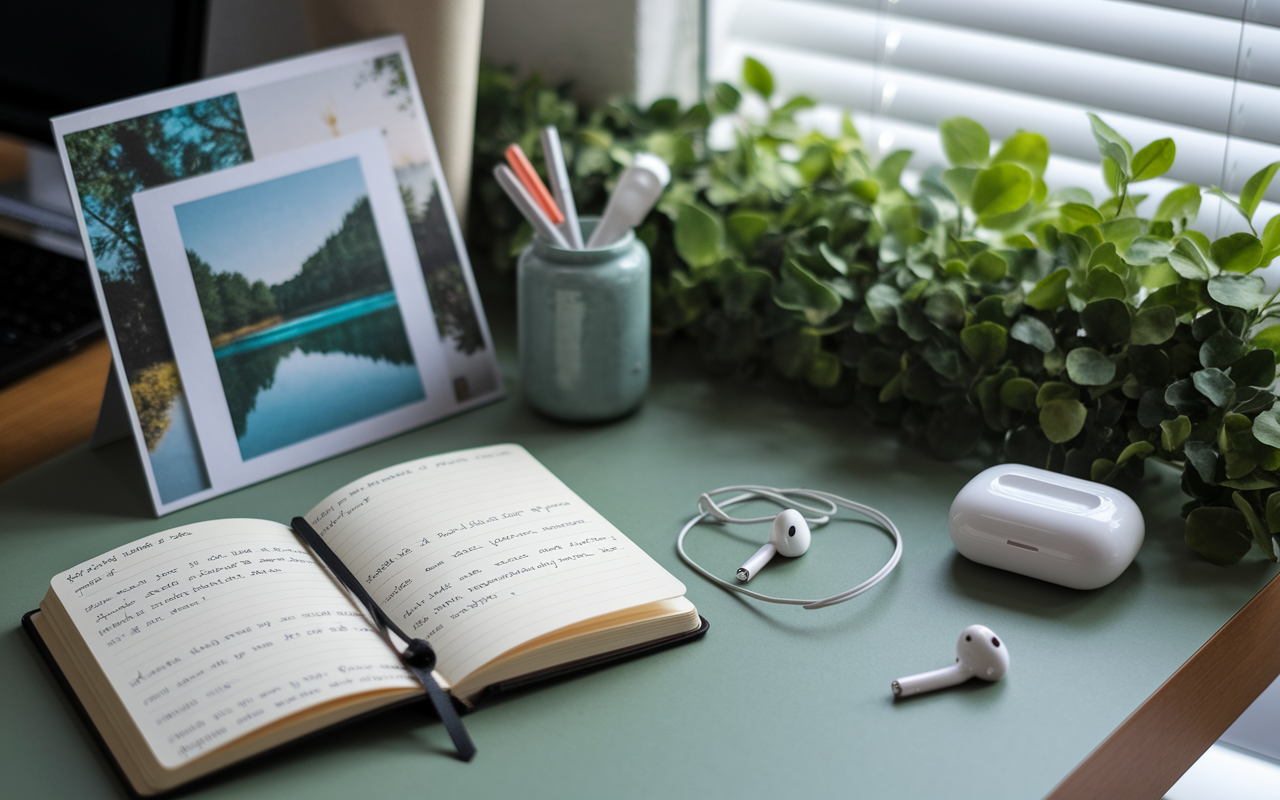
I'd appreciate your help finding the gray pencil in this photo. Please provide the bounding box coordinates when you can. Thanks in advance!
[494,163,570,248]
[541,126,583,249]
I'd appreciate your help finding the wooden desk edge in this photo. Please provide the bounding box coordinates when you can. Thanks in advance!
[1046,569,1280,799]
[0,338,111,482]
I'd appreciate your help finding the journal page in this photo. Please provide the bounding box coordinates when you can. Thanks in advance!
[47,519,419,769]
[304,444,687,684]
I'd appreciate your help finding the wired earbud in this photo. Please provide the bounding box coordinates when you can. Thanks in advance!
[677,485,902,609]
[737,508,810,581]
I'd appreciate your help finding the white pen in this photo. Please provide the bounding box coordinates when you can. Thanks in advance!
[586,153,671,249]
[541,126,583,249]
[494,163,571,248]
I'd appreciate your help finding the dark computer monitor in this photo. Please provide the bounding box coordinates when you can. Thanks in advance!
[0,1,207,388]
[0,1,207,145]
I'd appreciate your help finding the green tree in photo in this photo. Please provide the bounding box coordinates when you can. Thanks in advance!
[404,183,486,354]
[271,195,392,315]
[65,95,252,375]
[187,249,279,340]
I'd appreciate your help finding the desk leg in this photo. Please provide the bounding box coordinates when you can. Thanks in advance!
[1046,571,1280,800]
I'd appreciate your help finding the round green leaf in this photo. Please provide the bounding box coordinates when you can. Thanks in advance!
[939,117,990,168]
[1117,441,1155,466]
[674,203,723,269]
[1131,138,1176,181]
[1154,185,1202,226]
[865,283,901,324]
[1080,298,1131,346]
[1037,381,1078,407]
[1066,347,1117,385]
[1200,329,1249,370]
[1061,203,1104,224]
[1168,239,1212,280]
[805,349,841,388]
[848,179,879,203]
[1253,407,1280,448]
[960,321,1008,368]
[1091,458,1118,482]
[1161,415,1191,451]
[1210,232,1264,273]
[992,131,1049,177]
[1010,316,1055,353]
[709,82,742,114]
[968,250,1008,281]
[924,290,966,328]
[971,164,1033,218]
[1183,440,1218,483]
[742,57,773,99]
[1026,268,1070,311]
[1126,236,1175,265]
[1085,267,1127,300]
[1207,272,1266,309]
[1130,305,1177,346]
[974,294,1011,326]
[1192,367,1236,406]
[1039,398,1088,443]
[942,167,979,205]
[773,260,842,325]
[1185,507,1253,566]
[1000,377,1039,411]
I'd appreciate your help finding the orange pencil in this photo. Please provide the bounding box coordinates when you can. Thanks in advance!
[504,143,565,225]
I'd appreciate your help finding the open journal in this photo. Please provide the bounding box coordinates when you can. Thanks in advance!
[24,444,706,796]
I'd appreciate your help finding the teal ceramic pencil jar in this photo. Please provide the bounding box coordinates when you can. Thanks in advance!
[517,219,650,422]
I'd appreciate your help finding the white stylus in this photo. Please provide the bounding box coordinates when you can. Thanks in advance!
[494,163,570,248]
[541,126,583,249]
[585,153,671,249]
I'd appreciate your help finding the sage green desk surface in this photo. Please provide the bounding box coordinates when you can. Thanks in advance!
[3,343,1277,800]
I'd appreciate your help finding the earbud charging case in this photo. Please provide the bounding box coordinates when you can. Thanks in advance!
[948,464,1144,590]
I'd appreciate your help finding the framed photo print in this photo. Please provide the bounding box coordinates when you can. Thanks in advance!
[53,36,502,515]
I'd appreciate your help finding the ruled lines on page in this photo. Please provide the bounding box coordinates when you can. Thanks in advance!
[49,519,418,769]
[305,444,686,683]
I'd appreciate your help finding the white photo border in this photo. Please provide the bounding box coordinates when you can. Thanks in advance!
[134,131,458,491]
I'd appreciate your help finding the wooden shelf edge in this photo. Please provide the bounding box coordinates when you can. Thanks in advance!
[1045,570,1280,799]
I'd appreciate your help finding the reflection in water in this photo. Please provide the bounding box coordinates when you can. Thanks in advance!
[213,295,424,460]
[151,391,212,503]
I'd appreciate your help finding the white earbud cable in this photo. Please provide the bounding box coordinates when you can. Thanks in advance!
[676,485,903,610]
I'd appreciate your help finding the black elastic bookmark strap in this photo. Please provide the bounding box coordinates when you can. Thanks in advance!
[291,517,476,762]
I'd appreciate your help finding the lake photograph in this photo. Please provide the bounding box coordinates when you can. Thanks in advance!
[174,157,425,460]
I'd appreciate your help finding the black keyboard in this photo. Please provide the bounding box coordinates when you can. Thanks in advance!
[0,232,103,388]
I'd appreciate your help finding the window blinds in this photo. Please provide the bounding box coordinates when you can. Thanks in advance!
[706,0,1279,236]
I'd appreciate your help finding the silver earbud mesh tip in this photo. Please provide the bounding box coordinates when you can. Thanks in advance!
[736,568,750,582]
[891,681,901,696]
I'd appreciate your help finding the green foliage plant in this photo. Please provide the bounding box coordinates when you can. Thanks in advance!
[471,59,1280,567]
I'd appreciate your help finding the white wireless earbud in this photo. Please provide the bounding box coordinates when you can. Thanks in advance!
[892,625,1009,698]
[736,509,811,582]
